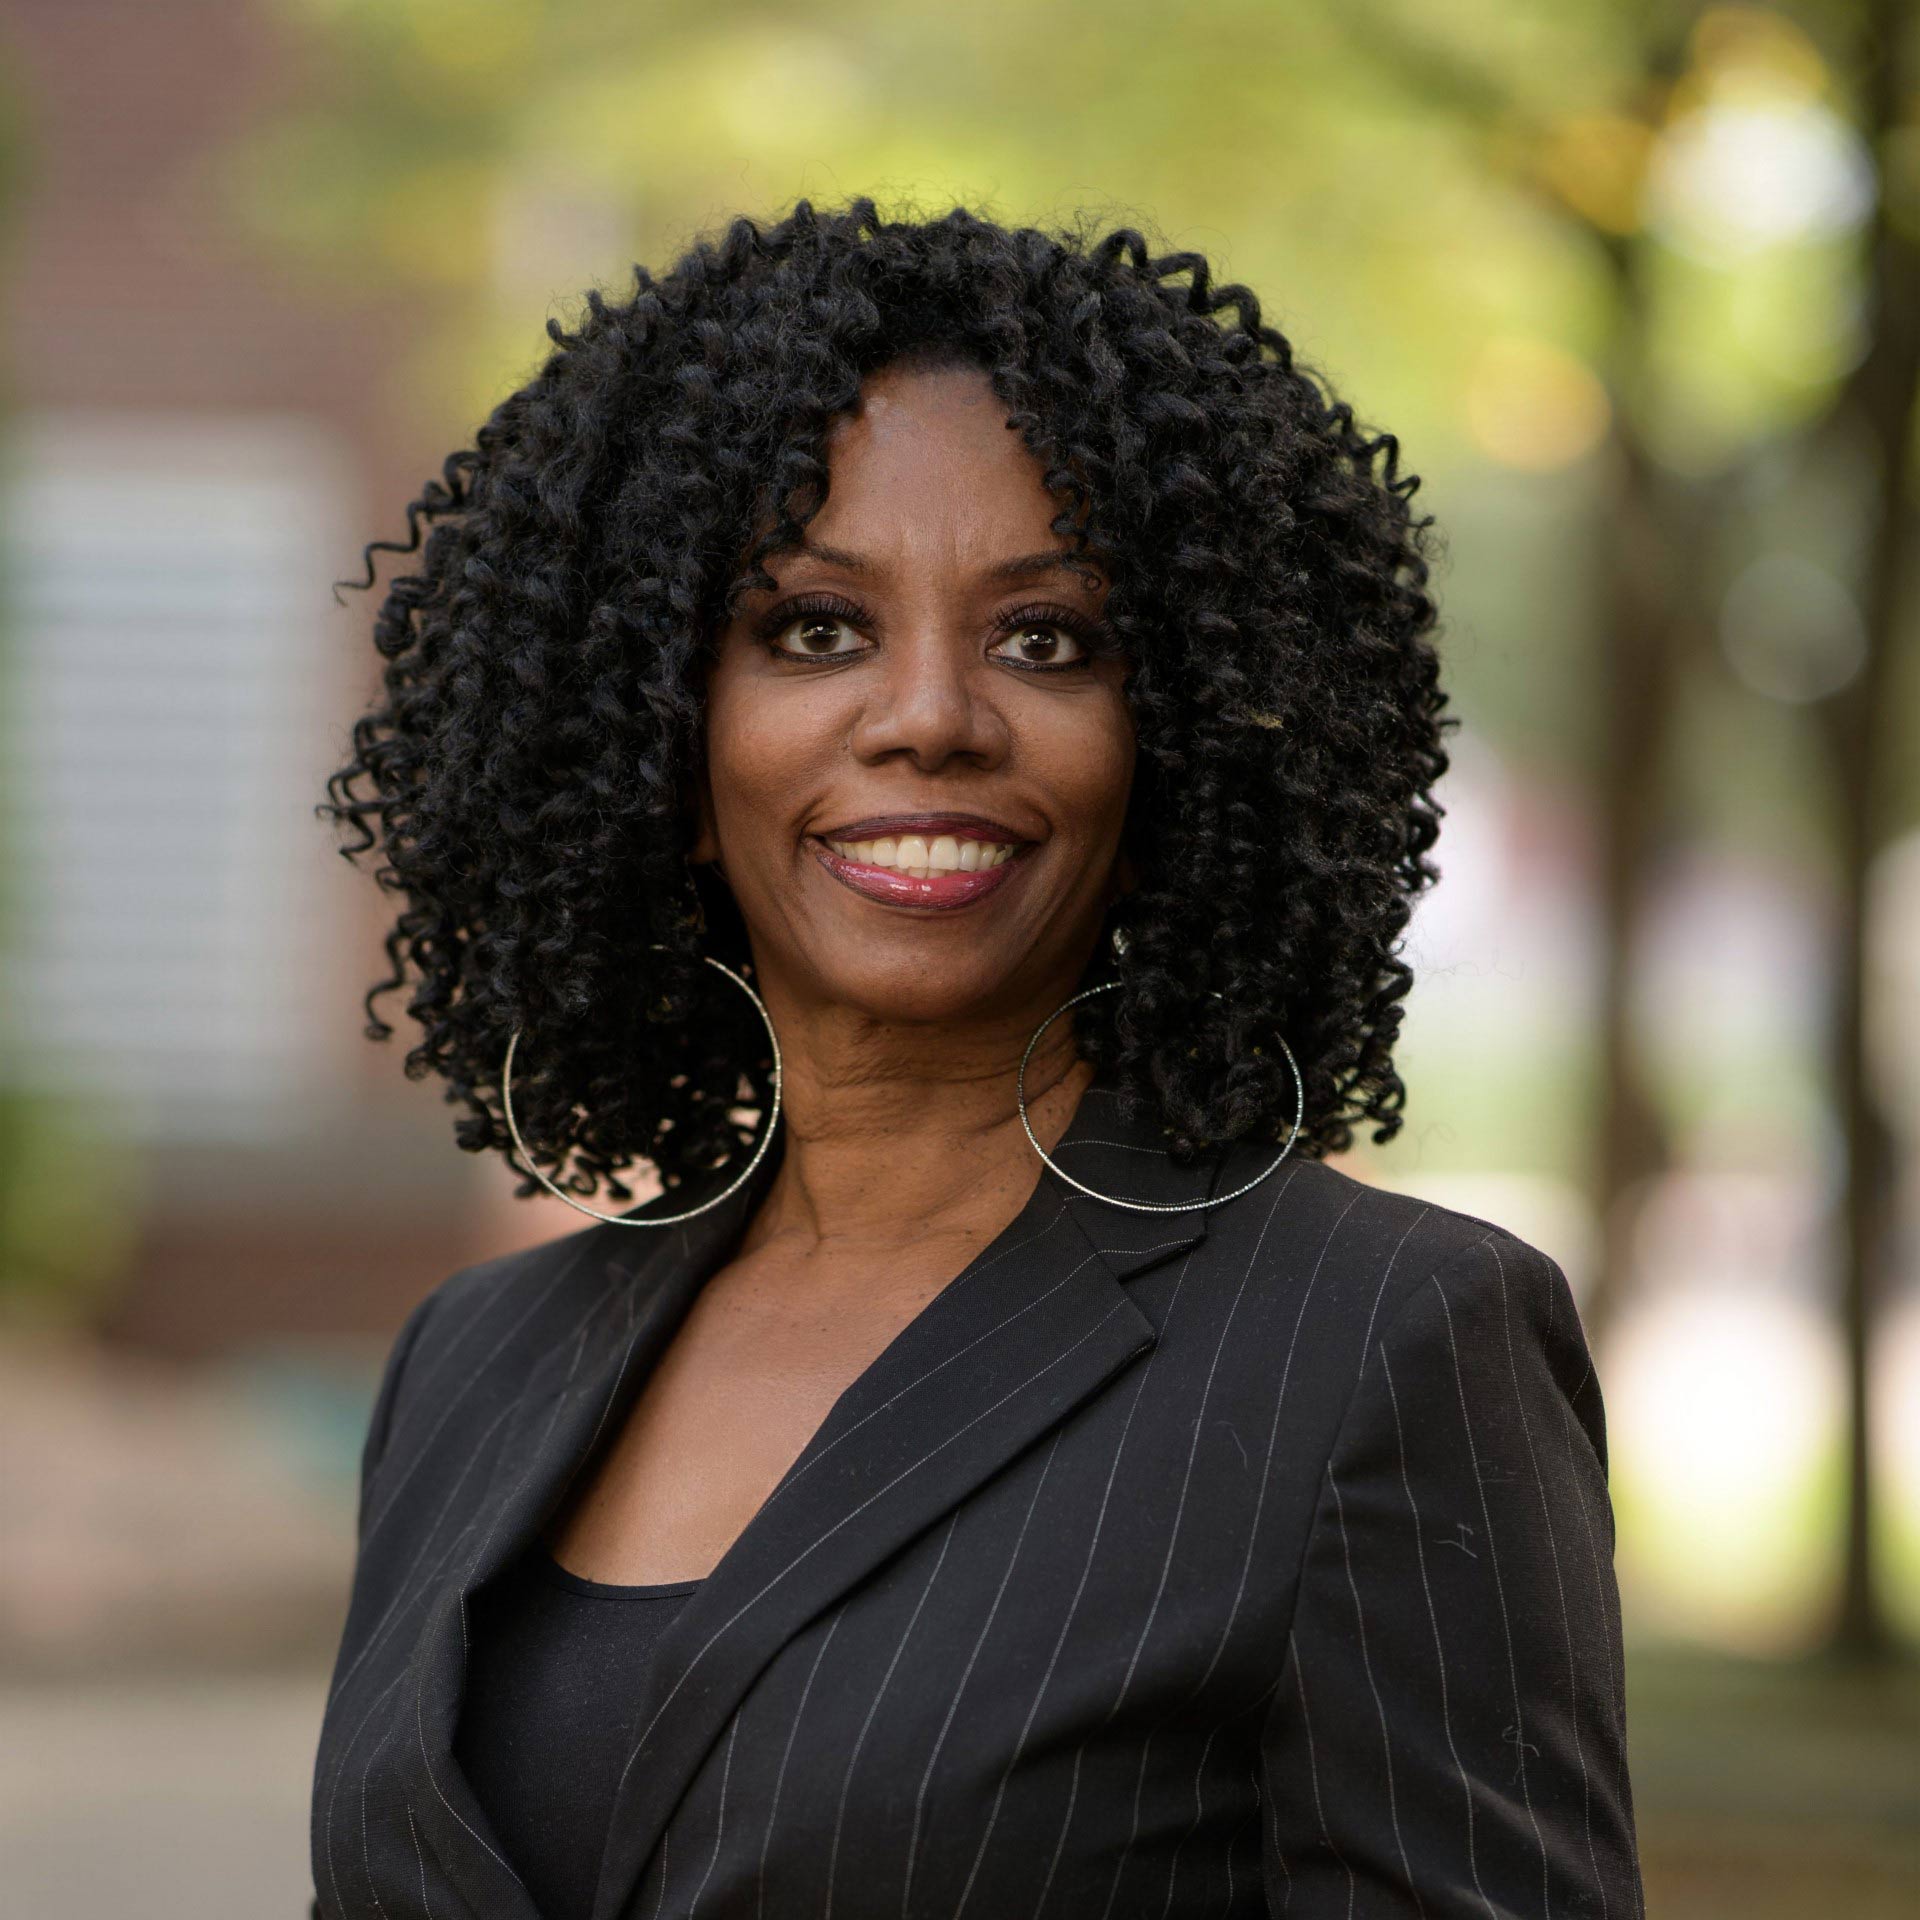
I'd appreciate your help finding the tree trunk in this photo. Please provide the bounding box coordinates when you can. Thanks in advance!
[1817,0,1919,1660]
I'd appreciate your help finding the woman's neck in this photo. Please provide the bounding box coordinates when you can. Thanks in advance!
[740,1025,1094,1259]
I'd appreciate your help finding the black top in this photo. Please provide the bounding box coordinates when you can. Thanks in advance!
[456,1546,703,1920]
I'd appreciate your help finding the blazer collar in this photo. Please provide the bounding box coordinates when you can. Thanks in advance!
[402,1063,1251,1920]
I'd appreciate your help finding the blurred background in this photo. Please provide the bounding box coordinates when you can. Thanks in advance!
[0,0,1915,1913]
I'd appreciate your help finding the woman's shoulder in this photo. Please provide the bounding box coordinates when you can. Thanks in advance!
[396,1215,639,1374]
[358,1219,635,1475]
[1196,1153,1590,1418]
[1223,1151,1566,1310]
[1241,1153,1599,1446]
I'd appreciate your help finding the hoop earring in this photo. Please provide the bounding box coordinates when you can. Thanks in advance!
[501,945,782,1228]
[1017,979,1305,1214]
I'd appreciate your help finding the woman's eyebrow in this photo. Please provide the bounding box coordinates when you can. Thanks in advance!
[986,550,1106,587]
[789,540,1103,588]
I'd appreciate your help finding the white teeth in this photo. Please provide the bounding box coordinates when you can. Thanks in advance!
[823,835,1020,876]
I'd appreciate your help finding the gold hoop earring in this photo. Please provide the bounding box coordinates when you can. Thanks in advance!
[500,946,782,1228]
[1016,978,1305,1214]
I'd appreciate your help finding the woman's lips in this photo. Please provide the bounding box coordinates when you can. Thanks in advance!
[806,836,1029,910]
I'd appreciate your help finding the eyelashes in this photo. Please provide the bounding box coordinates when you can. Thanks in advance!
[751,591,1121,673]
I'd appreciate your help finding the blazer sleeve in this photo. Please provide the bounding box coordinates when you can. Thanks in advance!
[1259,1231,1645,1919]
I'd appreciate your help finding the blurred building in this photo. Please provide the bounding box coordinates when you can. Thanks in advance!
[0,0,509,1356]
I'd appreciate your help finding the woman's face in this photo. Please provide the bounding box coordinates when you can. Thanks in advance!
[692,360,1137,1033]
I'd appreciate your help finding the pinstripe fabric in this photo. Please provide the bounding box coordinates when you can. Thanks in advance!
[310,1072,1644,1919]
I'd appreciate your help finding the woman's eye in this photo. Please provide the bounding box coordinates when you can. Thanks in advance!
[758,600,1104,670]
[771,614,864,660]
[989,621,1088,669]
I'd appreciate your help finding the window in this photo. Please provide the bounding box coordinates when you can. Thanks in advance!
[1,411,357,1141]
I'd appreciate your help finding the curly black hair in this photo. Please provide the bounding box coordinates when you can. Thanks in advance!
[318,196,1453,1206]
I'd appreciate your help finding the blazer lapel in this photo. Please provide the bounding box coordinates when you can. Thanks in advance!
[588,1071,1237,1920]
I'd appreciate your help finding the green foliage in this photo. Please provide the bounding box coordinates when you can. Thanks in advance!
[221,0,1891,771]
[228,0,1661,459]
[0,1090,146,1330]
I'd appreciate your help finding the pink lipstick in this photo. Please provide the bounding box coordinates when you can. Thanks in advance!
[806,812,1033,912]
[809,841,1027,909]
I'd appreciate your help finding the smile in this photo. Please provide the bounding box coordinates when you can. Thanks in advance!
[806,824,1031,910]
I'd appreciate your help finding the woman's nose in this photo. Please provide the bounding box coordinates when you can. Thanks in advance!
[846,634,1010,771]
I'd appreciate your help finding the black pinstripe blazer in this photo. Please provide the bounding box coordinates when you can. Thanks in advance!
[310,1071,1644,1919]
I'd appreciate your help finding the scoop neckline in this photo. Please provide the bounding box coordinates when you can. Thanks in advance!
[534,1548,706,1600]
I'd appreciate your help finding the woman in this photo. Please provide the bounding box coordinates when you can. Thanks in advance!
[310,198,1644,1920]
